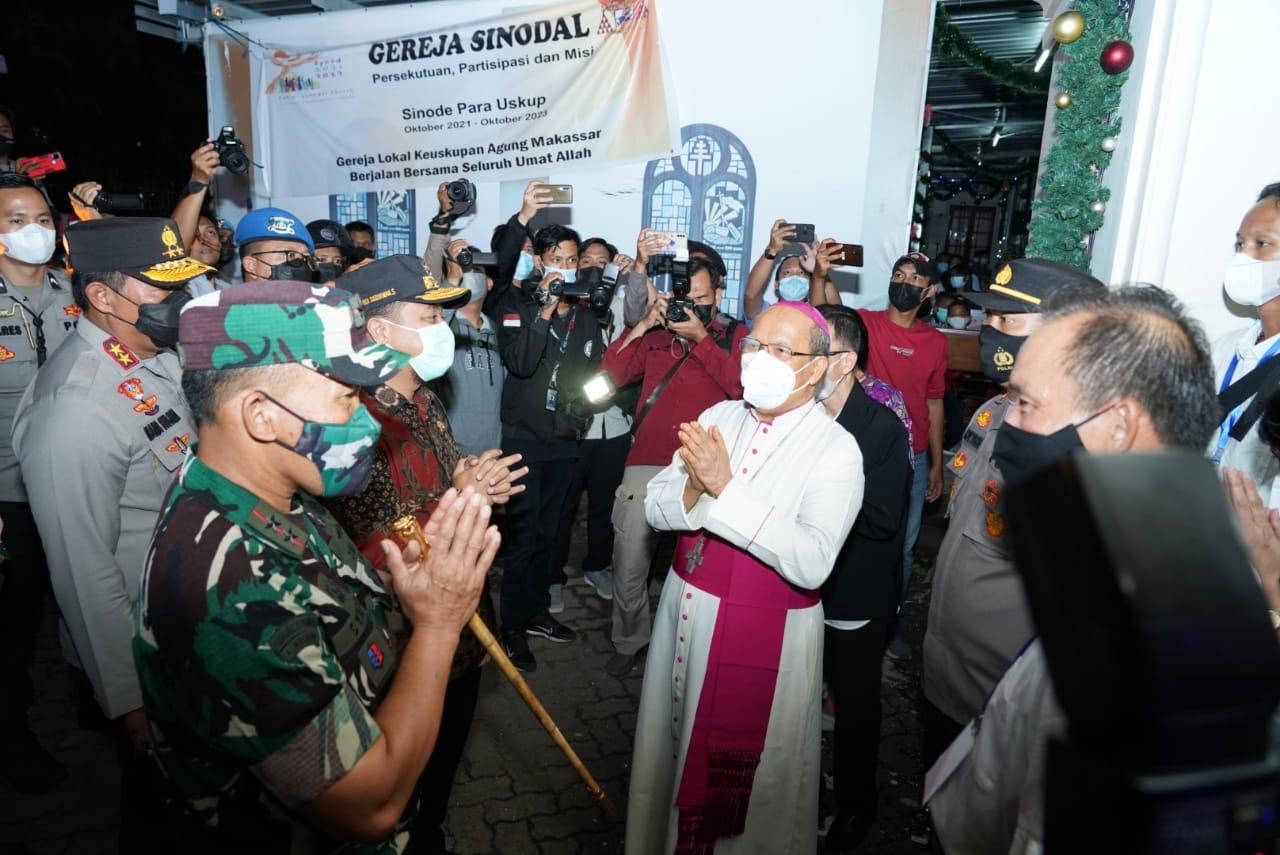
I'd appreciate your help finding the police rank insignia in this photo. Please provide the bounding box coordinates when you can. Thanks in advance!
[103,338,138,368]
[986,511,1005,538]
[976,410,992,429]
[0,345,13,362]
[118,378,160,416]
[166,433,192,454]
[63,304,83,317]
[982,479,1000,508]
[161,224,185,259]
[953,451,968,470]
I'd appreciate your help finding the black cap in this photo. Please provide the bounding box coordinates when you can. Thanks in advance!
[965,257,1106,313]
[688,240,726,281]
[335,254,469,310]
[65,217,214,288]
[307,219,356,257]
[893,252,935,284]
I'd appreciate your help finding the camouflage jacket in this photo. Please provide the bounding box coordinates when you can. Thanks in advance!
[134,452,410,853]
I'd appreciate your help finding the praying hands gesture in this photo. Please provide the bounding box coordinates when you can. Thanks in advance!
[453,449,529,505]
[1224,467,1280,617]
[678,421,731,510]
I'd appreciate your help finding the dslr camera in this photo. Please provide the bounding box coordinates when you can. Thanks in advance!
[524,268,561,307]
[446,178,476,204]
[575,264,620,316]
[213,127,250,175]
[662,259,694,323]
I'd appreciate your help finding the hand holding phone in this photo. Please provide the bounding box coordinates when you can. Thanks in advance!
[535,184,573,204]
[18,152,66,179]
[783,223,815,245]
[835,243,864,267]
[651,231,689,262]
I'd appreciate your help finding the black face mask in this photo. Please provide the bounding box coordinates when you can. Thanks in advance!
[216,243,236,269]
[314,261,346,283]
[992,407,1110,489]
[979,326,1026,384]
[0,137,13,157]
[691,303,715,327]
[114,289,192,350]
[265,257,319,282]
[888,280,927,313]
[351,246,374,262]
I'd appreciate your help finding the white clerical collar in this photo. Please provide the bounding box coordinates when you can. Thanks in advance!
[748,399,820,428]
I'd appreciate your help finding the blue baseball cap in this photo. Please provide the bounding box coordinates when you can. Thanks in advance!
[234,207,314,252]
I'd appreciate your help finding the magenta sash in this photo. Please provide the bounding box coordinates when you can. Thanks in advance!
[672,531,819,854]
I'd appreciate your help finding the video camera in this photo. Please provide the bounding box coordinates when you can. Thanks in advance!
[1006,452,1280,853]
[212,127,250,175]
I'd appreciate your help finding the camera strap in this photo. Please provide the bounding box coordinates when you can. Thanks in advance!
[631,350,691,436]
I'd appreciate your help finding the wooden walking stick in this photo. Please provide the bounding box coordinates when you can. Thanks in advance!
[391,515,617,817]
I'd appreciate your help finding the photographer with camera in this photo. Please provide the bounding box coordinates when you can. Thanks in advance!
[597,256,747,676]
[493,221,602,672]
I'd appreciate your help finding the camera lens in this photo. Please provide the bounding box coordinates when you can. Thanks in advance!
[456,248,473,267]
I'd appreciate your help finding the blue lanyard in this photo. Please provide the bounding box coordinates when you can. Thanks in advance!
[1212,335,1280,462]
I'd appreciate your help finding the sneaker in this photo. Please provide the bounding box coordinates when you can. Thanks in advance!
[582,568,614,601]
[500,630,537,673]
[525,613,577,643]
[548,583,565,614]
[886,636,912,662]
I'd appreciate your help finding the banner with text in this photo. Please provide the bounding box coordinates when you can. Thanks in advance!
[249,0,677,198]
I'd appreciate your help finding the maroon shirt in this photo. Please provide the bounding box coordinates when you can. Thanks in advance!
[601,322,747,466]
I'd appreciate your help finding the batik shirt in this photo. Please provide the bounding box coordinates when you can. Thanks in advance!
[134,453,409,853]
[325,383,490,681]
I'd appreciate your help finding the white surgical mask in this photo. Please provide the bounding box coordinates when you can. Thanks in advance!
[816,358,850,402]
[0,223,56,265]
[461,270,487,304]
[740,350,816,410]
[1223,252,1280,307]
[387,319,455,381]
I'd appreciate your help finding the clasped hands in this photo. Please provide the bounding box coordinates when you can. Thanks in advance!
[678,422,731,509]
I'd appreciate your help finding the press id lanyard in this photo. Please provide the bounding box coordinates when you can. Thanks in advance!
[545,307,576,411]
[1212,337,1280,463]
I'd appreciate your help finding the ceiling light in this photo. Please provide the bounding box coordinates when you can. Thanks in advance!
[1034,47,1052,73]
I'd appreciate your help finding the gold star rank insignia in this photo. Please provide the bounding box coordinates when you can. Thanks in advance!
[103,338,138,368]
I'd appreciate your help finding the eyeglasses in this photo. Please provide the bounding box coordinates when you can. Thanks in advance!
[250,250,313,266]
[740,337,825,360]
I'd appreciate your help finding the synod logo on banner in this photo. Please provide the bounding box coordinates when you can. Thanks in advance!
[249,0,679,198]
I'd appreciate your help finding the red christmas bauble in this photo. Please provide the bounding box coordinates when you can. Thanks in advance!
[1100,40,1134,74]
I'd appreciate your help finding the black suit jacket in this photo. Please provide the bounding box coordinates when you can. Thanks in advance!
[822,381,912,621]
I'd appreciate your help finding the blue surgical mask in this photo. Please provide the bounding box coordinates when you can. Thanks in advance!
[935,261,950,274]
[934,307,948,324]
[387,320,456,382]
[950,275,965,289]
[777,275,808,302]
[546,265,577,284]
[514,251,536,281]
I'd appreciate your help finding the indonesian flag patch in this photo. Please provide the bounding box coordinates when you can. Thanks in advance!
[502,313,521,328]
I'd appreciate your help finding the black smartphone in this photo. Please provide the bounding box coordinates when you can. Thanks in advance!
[783,223,815,245]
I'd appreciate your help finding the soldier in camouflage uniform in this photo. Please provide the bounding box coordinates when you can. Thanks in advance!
[921,259,1105,767]
[134,281,501,853]
[325,254,527,855]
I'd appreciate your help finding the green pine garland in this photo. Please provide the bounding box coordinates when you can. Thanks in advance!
[933,3,1050,96]
[1027,0,1131,270]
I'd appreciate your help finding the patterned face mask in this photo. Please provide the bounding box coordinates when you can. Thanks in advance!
[261,393,382,497]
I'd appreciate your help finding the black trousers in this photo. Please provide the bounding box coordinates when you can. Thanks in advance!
[824,618,892,815]
[498,453,576,632]
[920,696,966,774]
[0,500,50,725]
[408,666,483,854]
[554,432,631,581]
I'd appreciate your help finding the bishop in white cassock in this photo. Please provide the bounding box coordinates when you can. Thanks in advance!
[625,303,865,855]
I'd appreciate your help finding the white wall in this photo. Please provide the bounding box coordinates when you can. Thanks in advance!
[1090,0,1280,343]
[205,0,930,314]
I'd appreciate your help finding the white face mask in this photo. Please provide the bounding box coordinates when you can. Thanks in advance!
[740,350,816,410]
[0,223,56,265]
[461,270,488,304]
[1223,252,1280,307]
[816,354,852,402]
[386,319,455,382]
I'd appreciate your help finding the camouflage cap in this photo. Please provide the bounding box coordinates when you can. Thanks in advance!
[336,253,469,310]
[177,281,408,386]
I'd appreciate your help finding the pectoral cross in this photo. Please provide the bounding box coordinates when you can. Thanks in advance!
[685,536,706,574]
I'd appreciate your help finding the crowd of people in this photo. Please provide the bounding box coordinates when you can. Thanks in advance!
[1,113,1279,855]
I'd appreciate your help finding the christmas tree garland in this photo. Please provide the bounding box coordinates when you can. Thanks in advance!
[1026,0,1133,270]
[933,3,1049,97]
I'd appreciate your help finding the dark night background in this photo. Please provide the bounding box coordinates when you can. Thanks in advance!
[2,2,209,215]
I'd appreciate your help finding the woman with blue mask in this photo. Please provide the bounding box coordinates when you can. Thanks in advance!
[325,253,528,854]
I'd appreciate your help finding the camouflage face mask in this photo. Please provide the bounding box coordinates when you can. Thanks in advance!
[261,392,381,497]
